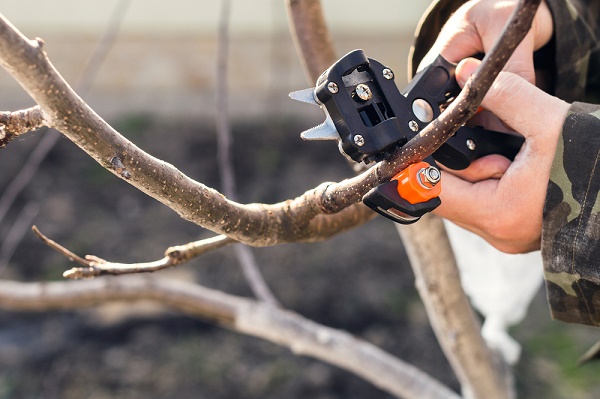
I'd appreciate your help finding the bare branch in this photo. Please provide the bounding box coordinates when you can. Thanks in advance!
[0,0,540,247]
[0,106,45,147]
[376,0,543,181]
[0,276,460,399]
[397,217,514,399]
[0,202,40,275]
[0,12,374,245]
[215,0,278,305]
[32,225,235,279]
[285,0,337,83]
[32,225,90,267]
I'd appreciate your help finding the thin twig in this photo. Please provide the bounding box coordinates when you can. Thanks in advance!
[216,0,236,202]
[32,225,235,279]
[215,0,279,305]
[0,202,40,275]
[32,226,90,268]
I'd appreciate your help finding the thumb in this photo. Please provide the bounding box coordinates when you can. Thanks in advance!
[456,58,569,143]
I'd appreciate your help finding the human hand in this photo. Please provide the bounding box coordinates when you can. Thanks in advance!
[420,0,554,84]
[435,58,569,253]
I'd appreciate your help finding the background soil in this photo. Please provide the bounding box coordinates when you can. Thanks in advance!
[0,115,599,399]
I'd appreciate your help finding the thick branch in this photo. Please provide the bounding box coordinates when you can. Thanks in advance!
[0,0,538,247]
[397,217,514,399]
[0,13,375,245]
[0,276,459,399]
[285,0,337,83]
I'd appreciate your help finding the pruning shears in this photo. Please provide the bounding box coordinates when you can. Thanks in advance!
[290,49,523,224]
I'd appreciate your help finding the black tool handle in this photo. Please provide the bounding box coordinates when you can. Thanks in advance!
[402,55,525,169]
[433,126,524,170]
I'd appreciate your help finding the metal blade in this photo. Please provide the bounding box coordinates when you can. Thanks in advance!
[289,88,320,105]
[300,115,339,141]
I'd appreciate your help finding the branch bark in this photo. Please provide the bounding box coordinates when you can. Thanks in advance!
[397,217,514,399]
[0,106,45,147]
[0,276,460,399]
[0,0,540,248]
[32,226,235,279]
[285,0,337,85]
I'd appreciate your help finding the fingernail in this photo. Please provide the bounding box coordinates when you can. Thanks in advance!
[456,58,481,86]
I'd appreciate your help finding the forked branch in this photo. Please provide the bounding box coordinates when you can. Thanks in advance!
[32,226,235,279]
[0,0,540,246]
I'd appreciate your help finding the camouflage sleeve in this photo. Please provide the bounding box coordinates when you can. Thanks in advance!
[410,1,600,326]
[545,0,600,102]
[410,0,599,101]
[409,0,466,77]
[539,0,600,326]
[542,102,600,326]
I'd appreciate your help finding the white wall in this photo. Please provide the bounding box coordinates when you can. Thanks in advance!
[0,0,432,118]
[2,0,429,36]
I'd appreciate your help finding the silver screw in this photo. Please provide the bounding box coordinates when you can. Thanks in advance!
[355,84,372,101]
[466,138,476,151]
[354,134,365,146]
[409,120,419,132]
[418,166,441,188]
[382,68,394,80]
[327,82,339,94]
[424,166,441,184]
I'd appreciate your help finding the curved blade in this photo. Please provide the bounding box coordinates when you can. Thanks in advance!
[300,114,338,141]
[289,88,320,105]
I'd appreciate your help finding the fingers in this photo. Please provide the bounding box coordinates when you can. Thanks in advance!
[436,172,542,253]
[441,154,511,183]
[456,58,569,147]
[422,0,554,82]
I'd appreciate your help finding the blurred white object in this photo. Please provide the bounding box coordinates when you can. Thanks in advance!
[443,220,543,365]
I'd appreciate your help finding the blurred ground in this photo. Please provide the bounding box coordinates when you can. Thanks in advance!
[0,115,599,399]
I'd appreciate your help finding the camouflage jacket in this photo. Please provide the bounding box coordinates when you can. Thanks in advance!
[411,0,600,326]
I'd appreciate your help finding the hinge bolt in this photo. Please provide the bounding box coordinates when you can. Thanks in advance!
[466,138,476,151]
[418,166,441,188]
[355,84,372,101]
[382,68,394,80]
[354,134,365,146]
[409,120,419,132]
[327,82,339,94]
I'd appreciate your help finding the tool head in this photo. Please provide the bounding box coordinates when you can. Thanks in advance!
[290,49,416,163]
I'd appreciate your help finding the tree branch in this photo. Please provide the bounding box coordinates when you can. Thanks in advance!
[285,0,337,84]
[0,12,374,246]
[32,226,235,279]
[214,0,279,305]
[0,0,540,248]
[0,275,460,399]
[0,106,46,147]
[397,217,514,399]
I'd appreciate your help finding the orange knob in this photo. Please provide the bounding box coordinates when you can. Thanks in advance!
[392,161,441,204]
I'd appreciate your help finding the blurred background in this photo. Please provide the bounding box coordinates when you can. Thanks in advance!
[0,1,599,398]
